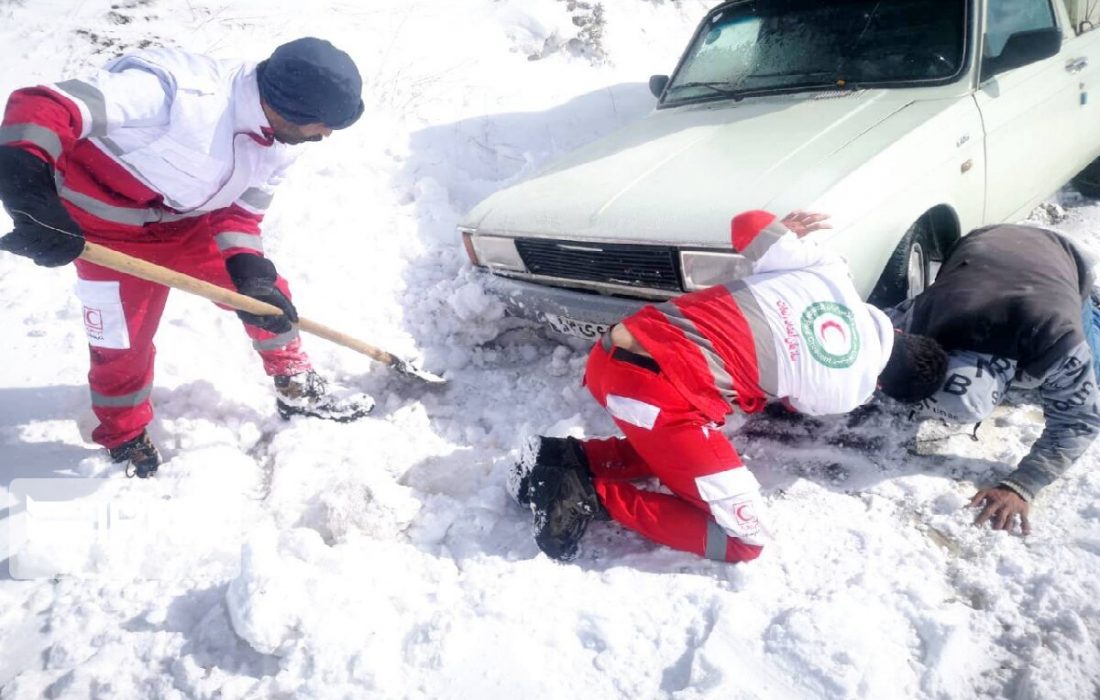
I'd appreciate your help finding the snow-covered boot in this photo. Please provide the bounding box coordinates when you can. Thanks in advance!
[274,370,375,423]
[507,435,582,506]
[527,438,604,561]
[109,430,161,479]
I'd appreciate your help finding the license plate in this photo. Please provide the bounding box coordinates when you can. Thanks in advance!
[544,313,610,340]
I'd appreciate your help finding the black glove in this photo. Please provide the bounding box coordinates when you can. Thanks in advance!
[225,253,298,334]
[0,146,85,267]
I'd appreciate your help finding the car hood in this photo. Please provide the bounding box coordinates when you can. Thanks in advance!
[463,91,927,245]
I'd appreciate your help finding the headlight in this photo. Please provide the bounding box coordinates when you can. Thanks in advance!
[680,250,753,291]
[462,232,527,272]
[461,230,480,266]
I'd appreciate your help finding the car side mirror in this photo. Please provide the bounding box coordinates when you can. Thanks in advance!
[649,74,669,99]
[981,27,1062,81]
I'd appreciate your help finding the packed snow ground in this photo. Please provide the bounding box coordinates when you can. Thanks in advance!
[0,1,1098,698]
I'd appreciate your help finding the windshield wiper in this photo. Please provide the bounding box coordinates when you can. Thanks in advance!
[740,70,843,81]
[665,80,859,105]
[666,81,747,100]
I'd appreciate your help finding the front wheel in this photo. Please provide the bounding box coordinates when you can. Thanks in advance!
[868,219,935,308]
[1072,157,1100,199]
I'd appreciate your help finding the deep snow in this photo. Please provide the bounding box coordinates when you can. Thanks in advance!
[0,1,1098,698]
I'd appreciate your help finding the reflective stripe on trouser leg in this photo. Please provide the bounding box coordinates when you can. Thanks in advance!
[220,314,311,377]
[90,384,152,408]
[87,349,158,450]
[704,519,729,561]
[237,275,311,377]
[253,335,311,377]
[88,384,155,448]
[252,327,299,351]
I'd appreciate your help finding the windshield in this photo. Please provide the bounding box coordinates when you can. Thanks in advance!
[665,0,968,104]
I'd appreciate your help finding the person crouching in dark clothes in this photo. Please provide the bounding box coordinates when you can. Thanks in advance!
[882,224,1100,535]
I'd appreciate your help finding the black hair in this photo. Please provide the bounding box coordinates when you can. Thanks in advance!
[878,332,949,403]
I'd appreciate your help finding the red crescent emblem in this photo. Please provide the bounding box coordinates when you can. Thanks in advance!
[734,503,757,524]
[819,319,846,343]
[84,308,104,332]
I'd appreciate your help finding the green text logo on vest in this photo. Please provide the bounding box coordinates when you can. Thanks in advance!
[800,302,859,369]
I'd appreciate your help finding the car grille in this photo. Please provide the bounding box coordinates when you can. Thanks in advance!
[513,238,682,292]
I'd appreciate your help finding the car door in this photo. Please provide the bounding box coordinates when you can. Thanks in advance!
[974,0,1083,223]
[1056,0,1100,174]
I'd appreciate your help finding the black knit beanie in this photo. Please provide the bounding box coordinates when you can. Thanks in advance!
[257,37,364,129]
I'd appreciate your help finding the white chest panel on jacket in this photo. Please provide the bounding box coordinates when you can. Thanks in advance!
[745,235,894,415]
[89,49,296,213]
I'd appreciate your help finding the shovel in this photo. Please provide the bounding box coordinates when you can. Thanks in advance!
[78,241,446,384]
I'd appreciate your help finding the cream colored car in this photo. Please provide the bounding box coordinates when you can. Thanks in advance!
[461,0,1100,339]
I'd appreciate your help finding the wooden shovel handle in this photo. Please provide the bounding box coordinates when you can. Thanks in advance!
[79,242,397,365]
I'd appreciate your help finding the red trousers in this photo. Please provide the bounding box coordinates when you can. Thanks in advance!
[73,217,310,449]
[582,338,764,563]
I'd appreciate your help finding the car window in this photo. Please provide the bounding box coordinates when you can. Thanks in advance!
[1059,0,1077,29]
[985,0,1057,56]
[1067,0,1100,34]
[675,17,763,87]
[664,0,967,104]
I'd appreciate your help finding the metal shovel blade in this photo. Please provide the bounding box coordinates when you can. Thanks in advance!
[392,357,447,384]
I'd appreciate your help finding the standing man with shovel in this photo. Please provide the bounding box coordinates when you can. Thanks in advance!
[0,37,374,478]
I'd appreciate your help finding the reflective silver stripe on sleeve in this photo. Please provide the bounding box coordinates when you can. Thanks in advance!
[0,124,63,161]
[704,519,728,561]
[600,333,613,352]
[654,301,738,405]
[55,79,108,137]
[739,220,789,261]
[253,327,299,351]
[90,384,152,408]
[239,188,273,212]
[726,282,780,397]
[215,232,264,254]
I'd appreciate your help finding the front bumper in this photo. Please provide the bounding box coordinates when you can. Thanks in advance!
[482,272,651,328]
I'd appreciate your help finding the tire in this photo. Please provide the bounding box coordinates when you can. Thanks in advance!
[868,219,935,308]
[1072,157,1100,199]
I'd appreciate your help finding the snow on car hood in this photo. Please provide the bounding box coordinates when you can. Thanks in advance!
[462,90,919,246]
